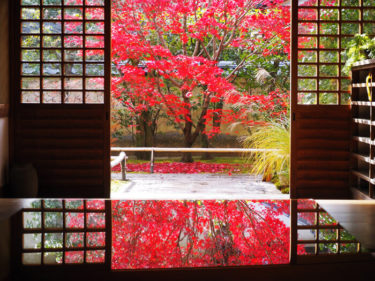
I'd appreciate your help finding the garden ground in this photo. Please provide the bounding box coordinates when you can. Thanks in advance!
[111,173,288,200]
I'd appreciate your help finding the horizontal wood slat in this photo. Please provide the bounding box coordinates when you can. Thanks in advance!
[296,129,350,139]
[16,129,104,138]
[296,189,350,199]
[295,180,348,189]
[38,180,104,188]
[18,107,105,119]
[297,139,349,150]
[37,169,104,179]
[0,104,9,117]
[17,119,104,129]
[17,149,104,160]
[297,119,350,130]
[297,160,349,171]
[17,139,104,149]
[296,108,350,119]
[25,185,106,199]
[297,150,349,160]
[296,171,349,181]
[34,160,103,169]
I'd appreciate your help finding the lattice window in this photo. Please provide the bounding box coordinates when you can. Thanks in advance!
[20,0,105,104]
[21,199,106,265]
[296,200,362,255]
[295,0,375,105]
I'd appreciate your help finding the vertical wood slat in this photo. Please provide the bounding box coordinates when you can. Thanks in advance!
[369,67,374,198]
[315,204,320,255]
[290,0,299,199]
[289,200,298,264]
[41,201,45,265]
[104,200,112,270]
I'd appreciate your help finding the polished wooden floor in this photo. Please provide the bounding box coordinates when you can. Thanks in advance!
[1,198,375,281]
[317,200,375,251]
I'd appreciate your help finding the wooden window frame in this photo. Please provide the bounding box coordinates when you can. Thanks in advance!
[289,0,375,199]
[9,0,111,198]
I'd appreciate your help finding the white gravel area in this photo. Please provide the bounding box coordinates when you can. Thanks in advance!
[111,173,289,200]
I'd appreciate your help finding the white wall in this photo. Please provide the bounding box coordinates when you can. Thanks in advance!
[0,119,8,193]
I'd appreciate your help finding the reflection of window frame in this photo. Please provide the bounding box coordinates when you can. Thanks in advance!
[290,200,364,264]
[15,199,110,270]
[13,199,370,275]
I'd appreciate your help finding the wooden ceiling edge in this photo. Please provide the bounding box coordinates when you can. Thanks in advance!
[0,104,9,118]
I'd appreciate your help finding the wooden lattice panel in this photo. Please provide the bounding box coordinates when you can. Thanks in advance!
[289,0,375,198]
[296,199,362,256]
[11,0,111,198]
[21,199,107,266]
[294,0,375,106]
[19,0,105,105]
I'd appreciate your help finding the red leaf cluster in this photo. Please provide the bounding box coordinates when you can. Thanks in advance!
[112,161,249,174]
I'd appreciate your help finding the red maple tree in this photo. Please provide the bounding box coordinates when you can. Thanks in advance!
[111,0,290,161]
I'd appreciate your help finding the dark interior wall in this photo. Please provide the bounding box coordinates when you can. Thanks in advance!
[0,0,11,278]
[0,0,9,196]
[0,219,11,281]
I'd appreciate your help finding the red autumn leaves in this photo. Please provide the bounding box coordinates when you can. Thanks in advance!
[111,0,290,144]
[112,161,249,174]
[112,199,292,269]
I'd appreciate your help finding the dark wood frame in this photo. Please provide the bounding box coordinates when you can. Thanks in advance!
[9,0,111,198]
[0,104,9,117]
[289,0,375,199]
[350,59,375,199]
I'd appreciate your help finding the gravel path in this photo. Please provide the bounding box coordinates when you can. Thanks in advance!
[111,173,289,200]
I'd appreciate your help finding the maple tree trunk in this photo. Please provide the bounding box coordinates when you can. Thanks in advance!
[213,99,224,135]
[181,139,194,163]
[200,133,213,160]
[181,123,194,163]
[211,99,224,146]
[135,111,154,160]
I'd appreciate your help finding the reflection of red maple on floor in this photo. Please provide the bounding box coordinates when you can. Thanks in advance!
[111,200,292,269]
[112,162,250,175]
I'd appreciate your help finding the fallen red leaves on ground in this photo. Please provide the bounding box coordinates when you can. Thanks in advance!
[112,162,250,175]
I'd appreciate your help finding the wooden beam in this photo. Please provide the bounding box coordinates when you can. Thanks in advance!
[0,104,8,118]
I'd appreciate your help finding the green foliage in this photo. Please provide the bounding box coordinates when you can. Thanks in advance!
[342,34,375,74]
[243,122,289,185]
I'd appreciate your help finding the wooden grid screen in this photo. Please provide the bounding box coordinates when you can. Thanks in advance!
[295,0,375,106]
[11,0,111,198]
[296,200,362,257]
[20,199,107,266]
[289,0,375,198]
[20,0,105,105]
